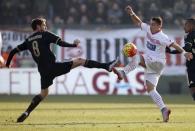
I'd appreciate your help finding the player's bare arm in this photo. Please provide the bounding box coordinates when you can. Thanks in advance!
[125,5,142,27]
[170,42,193,61]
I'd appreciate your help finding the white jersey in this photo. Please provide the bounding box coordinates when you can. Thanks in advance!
[141,23,173,60]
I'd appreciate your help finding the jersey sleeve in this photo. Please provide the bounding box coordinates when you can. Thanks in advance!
[162,35,174,47]
[185,34,193,43]
[45,31,61,44]
[140,22,150,32]
[184,34,193,51]
[16,40,28,51]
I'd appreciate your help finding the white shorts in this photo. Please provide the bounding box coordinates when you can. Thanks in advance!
[143,54,166,86]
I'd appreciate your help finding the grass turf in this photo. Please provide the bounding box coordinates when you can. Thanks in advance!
[0,95,195,131]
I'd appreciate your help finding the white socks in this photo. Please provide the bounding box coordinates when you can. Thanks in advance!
[124,55,139,74]
[149,89,166,110]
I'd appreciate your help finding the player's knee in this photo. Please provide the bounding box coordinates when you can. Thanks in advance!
[40,89,49,98]
[76,58,85,65]
[145,80,155,92]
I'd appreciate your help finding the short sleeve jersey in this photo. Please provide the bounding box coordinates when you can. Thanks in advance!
[141,23,174,60]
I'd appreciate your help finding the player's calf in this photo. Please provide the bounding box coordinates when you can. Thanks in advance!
[83,57,119,72]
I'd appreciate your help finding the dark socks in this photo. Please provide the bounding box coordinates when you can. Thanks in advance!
[26,94,43,114]
[84,60,108,70]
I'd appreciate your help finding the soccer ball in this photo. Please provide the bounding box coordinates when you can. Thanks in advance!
[122,42,137,57]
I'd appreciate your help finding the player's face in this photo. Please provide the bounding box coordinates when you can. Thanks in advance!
[40,22,47,31]
[150,20,161,34]
[184,22,192,33]
[36,22,47,32]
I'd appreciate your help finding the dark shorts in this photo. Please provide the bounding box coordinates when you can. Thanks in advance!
[187,69,195,88]
[39,61,73,89]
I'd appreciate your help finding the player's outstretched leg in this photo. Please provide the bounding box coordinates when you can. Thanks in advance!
[112,55,139,80]
[17,94,44,122]
[83,57,120,72]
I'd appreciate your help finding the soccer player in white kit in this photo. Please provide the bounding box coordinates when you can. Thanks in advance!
[112,5,193,122]
[0,31,5,68]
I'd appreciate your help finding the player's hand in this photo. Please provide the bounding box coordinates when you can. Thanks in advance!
[73,39,80,47]
[125,5,134,15]
[184,52,193,61]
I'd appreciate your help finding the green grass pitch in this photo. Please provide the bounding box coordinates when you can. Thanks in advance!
[0,95,195,131]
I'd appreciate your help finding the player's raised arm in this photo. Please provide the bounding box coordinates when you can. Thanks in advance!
[125,5,143,27]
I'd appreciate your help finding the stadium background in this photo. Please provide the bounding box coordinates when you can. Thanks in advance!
[1,0,194,95]
[1,0,195,131]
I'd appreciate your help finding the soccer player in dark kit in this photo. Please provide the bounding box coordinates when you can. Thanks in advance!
[166,18,195,100]
[5,18,119,122]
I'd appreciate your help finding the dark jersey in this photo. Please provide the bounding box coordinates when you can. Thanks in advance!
[184,30,195,69]
[4,30,77,72]
[5,30,77,88]
[17,31,60,69]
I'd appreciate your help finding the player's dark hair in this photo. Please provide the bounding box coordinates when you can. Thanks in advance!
[151,17,163,26]
[31,18,46,31]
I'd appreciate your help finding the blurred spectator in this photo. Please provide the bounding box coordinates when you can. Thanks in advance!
[0,0,195,27]
[188,2,195,18]
[32,0,50,17]
[173,0,187,18]
[79,3,91,25]
[53,16,64,26]
[147,3,160,18]
[80,15,90,25]
[66,15,76,25]
[94,2,107,24]
[66,7,78,25]
[107,2,123,24]
[162,9,173,25]
[172,0,188,27]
